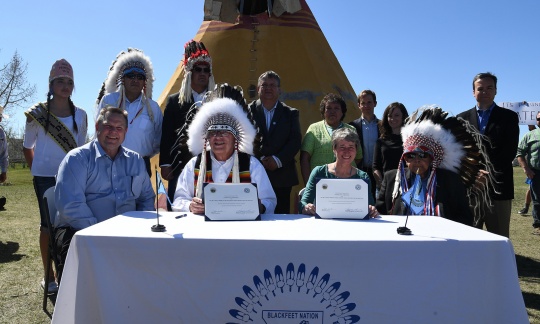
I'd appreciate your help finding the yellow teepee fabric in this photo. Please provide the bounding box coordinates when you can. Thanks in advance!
[153,0,359,202]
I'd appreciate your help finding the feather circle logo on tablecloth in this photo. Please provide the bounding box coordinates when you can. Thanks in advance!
[227,262,360,323]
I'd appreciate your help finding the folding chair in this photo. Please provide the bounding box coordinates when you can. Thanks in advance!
[294,188,305,214]
[42,187,59,318]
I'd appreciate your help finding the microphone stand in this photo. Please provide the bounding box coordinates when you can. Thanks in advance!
[151,166,166,232]
[398,168,419,235]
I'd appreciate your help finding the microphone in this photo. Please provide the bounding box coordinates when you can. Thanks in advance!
[398,168,421,235]
[151,166,166,232]
[397,215,412,235]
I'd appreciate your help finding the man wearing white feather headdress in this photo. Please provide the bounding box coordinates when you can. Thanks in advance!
[96,48,163,175]
[171,97,276,215]
[376,106,495,226]
[160,40,216,209]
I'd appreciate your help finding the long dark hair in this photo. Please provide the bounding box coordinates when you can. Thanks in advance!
[45,81,78,134]
[379,102,408,139]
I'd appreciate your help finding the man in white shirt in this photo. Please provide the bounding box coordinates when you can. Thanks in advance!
[97,48,163,175]
[172,96,276,214]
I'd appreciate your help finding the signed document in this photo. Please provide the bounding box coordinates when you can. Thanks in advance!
[315,178,369,219]
[204,183,260,221]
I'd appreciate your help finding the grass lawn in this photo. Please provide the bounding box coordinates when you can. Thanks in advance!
[0,165,538,323]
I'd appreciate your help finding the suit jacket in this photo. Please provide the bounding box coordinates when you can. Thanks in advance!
[349,117,380,168]
[159,93,195,179]
[457,105,519,200]
[376,168,473,226]
[249,99,302,188]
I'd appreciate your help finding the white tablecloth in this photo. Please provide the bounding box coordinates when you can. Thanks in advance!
[52,212,528,323]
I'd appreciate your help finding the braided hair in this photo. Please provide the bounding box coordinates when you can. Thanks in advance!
[45,81,78,134]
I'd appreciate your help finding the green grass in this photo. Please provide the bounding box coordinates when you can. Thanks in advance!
[0,165,538,323]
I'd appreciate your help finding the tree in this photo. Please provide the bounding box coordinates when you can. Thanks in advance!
[0,50,36,119]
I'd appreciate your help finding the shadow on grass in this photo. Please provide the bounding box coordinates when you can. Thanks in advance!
[516,254,540,313]
[0,241,25,263]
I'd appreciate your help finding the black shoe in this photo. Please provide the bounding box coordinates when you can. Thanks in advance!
[518,207,529,215]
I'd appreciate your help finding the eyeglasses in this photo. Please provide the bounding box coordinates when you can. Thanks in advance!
[405,152,430,160]
[193,66,211,73]
[536,118,540,121]
[207,130,231,138]
[124,74,145,81]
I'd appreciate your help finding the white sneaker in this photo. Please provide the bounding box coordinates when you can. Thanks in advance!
[41,278,59,293]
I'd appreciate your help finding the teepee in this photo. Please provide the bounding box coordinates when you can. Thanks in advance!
[154,0,359,198]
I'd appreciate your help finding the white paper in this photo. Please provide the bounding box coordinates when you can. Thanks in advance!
[204,183,259,220]
[499,101,540,125]
[315,178,368,219]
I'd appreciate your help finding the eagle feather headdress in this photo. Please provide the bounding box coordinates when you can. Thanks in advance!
[393,105,496,219]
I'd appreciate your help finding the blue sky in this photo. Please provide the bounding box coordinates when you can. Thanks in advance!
[2,0,539,139]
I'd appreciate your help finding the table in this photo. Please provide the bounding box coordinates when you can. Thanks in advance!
[52,212,528,323]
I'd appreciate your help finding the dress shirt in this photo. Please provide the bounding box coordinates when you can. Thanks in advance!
[192,89,206,106]
[0,127,8,173]
[172,152,277,213]
[99,92,163,158]
[261,102,282,168]
[476,103,495,134]
[54,140,155,230]
[360,117,378,168]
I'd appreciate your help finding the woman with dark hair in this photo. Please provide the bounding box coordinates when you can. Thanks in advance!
[300,93,361,184]
[23,59,88,293]
[372,102,409,189]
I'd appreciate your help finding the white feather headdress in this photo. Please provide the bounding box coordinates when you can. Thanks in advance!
[103,49,154,98]
[95,48,156,122]
[186,97,257,198]
[393,105,496,218]
[187,98,256,155]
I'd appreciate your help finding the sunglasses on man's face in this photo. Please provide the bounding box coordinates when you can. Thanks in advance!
[405,152,430,160]
[536,118,540,121]
[124,74,145,81]
[193,66,211,73]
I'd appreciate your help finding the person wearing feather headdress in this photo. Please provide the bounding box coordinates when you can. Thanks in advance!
[96,48,163,176]
[160,40,216,210]
[376,106,494,226]
[171,94,276,215]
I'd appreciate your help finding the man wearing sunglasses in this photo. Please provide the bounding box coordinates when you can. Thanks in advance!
[97,48,163,176]
[160,40,216,210]
[376,107,474,226]
[457,72,519,238]
[516,112,540,235]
